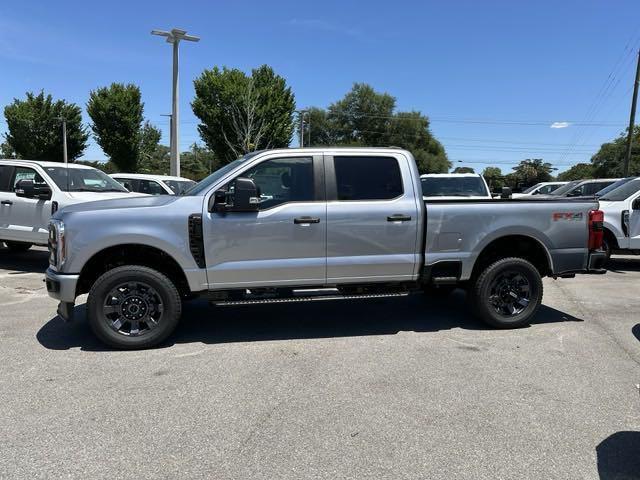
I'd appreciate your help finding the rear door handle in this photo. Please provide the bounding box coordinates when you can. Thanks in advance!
[294,216,320,224]
[1,200,13,206]
[387,214,411,222]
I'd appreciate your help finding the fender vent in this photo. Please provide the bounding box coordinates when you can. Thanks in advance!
[188,214,206,268]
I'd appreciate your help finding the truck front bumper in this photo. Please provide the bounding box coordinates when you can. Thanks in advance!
[45,268,79,321]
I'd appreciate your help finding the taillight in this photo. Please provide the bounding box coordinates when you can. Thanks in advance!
[588,209,604,250]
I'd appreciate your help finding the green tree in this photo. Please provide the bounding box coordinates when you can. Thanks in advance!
[180,143,218,180]
[4,91,88,161]
[87,83,156,172]
[482,167,504,190]
[139,121,162,163]
[1,141,18,159]
[590,125,640,177]
[192,65,295,165]
[138,145,170,175]
[512,158,554,186]
[452,166,475,174]
[557,163,594,181]
[305,84,449,173]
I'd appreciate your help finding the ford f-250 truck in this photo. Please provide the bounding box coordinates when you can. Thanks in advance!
[45,148,607,349]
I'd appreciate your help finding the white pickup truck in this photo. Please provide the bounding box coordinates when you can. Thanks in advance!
[597,177,640,259]
[0,160,140,251]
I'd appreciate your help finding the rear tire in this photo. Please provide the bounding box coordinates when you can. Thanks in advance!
[4,241,32,252]
[87,265,182,350]
[471,257,543,329]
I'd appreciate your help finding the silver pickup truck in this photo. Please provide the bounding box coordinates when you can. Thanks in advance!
[45,148,607,349]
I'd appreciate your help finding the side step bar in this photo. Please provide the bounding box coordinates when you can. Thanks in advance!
[214,290,410,307]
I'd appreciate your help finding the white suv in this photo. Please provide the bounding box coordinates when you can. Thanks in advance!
[0,160,141,251]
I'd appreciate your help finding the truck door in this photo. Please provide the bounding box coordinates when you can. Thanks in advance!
[2,166,52,244]
[325,153,420,283]
[204,154,326,289]
[629,193,640,249]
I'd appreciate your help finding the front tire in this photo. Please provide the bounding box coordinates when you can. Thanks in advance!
[4,241,33,252]
[87,265,182,349]
[471,257,543,329]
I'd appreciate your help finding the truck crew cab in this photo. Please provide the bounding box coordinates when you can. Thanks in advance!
[45,148,607,349]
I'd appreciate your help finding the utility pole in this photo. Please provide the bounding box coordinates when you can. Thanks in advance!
[296,110,308,147]
[151,28,200,177]
[623,49,640,176]
[56,117,68,165]
[61,118,68,165]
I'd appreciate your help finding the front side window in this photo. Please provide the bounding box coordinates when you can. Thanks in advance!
[164,179,196,195]
[114,178,139,192]
[232,157,314,209]
[335,156,403,201]
[600,179,640,201]
[139,180,167,195]
[12,167,47,191]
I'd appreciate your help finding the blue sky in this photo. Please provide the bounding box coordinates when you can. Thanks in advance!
[0,0,639,174]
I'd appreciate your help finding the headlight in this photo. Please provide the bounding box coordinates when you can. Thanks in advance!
[48,219,66,269]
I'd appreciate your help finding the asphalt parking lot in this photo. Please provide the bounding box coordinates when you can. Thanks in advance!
[0,246,639,480]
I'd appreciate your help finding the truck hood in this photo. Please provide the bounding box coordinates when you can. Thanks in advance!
[57,194,179,215]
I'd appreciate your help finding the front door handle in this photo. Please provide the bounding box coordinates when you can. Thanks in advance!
[1,200,13,206]
[387,214,411,222]
[294,216,320,224]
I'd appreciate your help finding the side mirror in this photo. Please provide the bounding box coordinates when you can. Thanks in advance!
[500,187,512,199]
[633,198,640,210]
[15,179,52,200]
[209,178,260,213]
[209,189,228,213]
[232,177,260,212]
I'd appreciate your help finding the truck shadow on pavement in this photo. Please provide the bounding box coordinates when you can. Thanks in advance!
[0,246,49,274]
[633,324,640,343]
[36,290,583,351]
[596,431,640,480]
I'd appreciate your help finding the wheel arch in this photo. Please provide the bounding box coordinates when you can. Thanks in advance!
[76,244,192,298]
[470,234,552,280]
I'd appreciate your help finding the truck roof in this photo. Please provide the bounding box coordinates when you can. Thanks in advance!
[0,159,96,169]
[420,173,482,178]
[110,173,193,182]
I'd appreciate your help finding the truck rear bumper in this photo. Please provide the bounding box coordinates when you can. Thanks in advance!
[586,251,607,274]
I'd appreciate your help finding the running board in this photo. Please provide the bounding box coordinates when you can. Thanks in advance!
[214,291,410,306]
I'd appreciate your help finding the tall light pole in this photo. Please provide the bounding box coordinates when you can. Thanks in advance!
[623,49,640,177]
[151,28,200,177]
[56,117,68,165]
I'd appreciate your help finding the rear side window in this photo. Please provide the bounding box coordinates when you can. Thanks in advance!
[334,156,403,201]
[0,165,13,192]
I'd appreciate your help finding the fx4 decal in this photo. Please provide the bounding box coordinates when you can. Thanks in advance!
[553,212,584,221]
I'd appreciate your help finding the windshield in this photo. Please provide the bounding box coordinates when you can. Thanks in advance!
[594,177,634,198]
[522,183,543,194]
[549,180,581,196]
[164,179,196,195]
[184,154,257,195]
[421,176,488,197]
[44,166,128,193]
[599,178,640,201]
